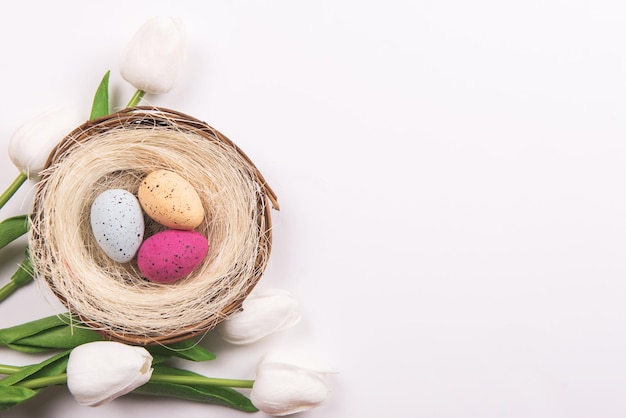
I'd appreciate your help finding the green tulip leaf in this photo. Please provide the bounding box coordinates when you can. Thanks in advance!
[0,313,218,360]
[8,323,104,353]
[0,385,40,411]
[150,354,172,365]
[147,339,216,362]
[0,351,70,387]
[0,351,69,410]
[0,314,104,352]
[0,314,74,345]
[90,70,110,120]
[0,215,29,250]
[135,365,257,412]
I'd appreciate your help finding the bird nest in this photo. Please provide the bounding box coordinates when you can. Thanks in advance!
[29,107,278,345]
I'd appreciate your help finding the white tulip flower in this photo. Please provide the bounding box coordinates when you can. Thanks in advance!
[251,351,333,416]
[120,17,186,95]
[8,108,83,178]
[66,341,153,407]
[217,289,301,345]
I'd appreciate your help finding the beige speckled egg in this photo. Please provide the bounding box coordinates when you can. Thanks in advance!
[138,170,204,230]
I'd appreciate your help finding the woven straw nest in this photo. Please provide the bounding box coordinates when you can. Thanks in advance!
[30,107,278,345]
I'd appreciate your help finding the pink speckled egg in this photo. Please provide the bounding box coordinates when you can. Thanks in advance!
[137,230,209,283]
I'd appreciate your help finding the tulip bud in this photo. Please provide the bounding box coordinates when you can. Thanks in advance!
[67,341,153,406]
[217,289,301,345]
[8,108,83,178]
[120,17,186,94]
[251,351,333,416]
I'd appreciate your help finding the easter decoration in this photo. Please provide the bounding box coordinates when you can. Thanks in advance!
[0,17,332,415]
[32,105,277,345]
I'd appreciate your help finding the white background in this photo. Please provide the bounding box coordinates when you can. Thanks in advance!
[1,1,626,417]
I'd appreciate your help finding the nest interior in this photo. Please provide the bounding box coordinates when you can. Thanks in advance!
[30,107,278,345]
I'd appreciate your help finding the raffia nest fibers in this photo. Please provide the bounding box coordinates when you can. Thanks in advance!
[30,107,278,345]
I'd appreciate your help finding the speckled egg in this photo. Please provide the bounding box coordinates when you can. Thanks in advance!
[137,229,209,283]
[90,189,145,263]
[137,170,204,230]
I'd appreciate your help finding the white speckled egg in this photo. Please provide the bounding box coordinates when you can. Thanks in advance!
[90,189,145,263]
[138,170,204,230]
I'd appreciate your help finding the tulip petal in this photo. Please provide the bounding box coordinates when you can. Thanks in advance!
[217,289,301,345]
[67,341,153,406]
[257,350,335,376]
[251,354,331,416]
[8,108,83,178]
[120,17,186,94]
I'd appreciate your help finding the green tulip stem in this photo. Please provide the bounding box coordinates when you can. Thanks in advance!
[0,173,27,210]
[0,364,22,375]
[0,281,19,303]
[16,373,254,390]
[149,375,255,389]
[17,373,67,389]
[126,89,146,108]
[0,256,34,302]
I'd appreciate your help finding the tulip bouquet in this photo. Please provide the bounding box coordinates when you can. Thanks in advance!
[0,309,331,414]
[0,288,330,414]
[0,17,332,416]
